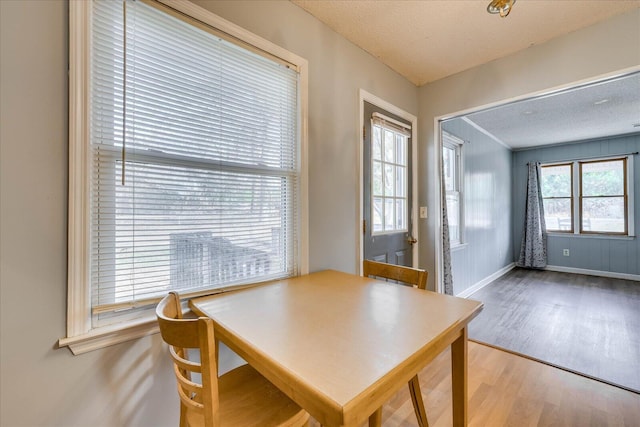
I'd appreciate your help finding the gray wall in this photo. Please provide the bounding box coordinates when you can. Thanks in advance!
[513,135,640,275]
[0,1,417,426]
[442,120,513,296]
[418,8,640,291]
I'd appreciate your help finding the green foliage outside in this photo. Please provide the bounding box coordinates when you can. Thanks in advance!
[541,163,625,229]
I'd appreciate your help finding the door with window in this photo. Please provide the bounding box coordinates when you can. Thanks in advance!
[363,101,414,266]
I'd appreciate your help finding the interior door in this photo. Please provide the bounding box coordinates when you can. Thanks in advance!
[363,101,414,266]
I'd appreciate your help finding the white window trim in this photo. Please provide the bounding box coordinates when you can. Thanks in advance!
[541,154,634,238]
[442,131,464,247]
[60,0,308,355]
[628,155,635,237]
[370,117,410,236]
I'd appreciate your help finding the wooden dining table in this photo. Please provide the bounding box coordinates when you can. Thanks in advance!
[189,269,483,427]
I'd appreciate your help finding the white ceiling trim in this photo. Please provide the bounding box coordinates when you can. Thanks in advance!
[460,117,510,149]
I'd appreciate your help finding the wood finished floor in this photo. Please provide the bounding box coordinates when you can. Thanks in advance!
[308,342,640,426]
[467,268,640,393]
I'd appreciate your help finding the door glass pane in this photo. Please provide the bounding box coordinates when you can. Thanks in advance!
[543,198,572,231]
[396,166,405,197]
[384,130,394,163]
[396,134,406,166]
[372,126,382,161]
[373,197,383,232]
[372,161,382,196]
[582,160,624,196]
[582,197,625,232]
[384,164,394,196]
[541,164,572,197]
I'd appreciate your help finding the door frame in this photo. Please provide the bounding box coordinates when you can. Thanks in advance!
[358,89,418,275]
[432,65,640,294]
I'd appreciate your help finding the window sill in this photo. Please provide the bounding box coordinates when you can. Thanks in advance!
[547,232,635,241]
[451,243,468,252]
[58,316,159,355]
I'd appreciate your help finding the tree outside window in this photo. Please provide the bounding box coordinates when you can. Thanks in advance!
[541,164,573,232]
[580,159,627,234]
[541,158,629,235]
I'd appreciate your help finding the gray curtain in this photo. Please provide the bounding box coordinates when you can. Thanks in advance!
[441,159,454,295]
[517,161,547,268]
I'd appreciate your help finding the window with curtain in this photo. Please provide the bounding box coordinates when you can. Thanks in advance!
[541,157,632,236]
[62,0,307,353]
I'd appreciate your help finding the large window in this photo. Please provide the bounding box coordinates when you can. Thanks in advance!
[443,132,464,246]
[62,0,307,354]
[541,157,632,236]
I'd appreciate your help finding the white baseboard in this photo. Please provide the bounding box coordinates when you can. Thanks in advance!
[456,263,516,298]
[544,265,640,282]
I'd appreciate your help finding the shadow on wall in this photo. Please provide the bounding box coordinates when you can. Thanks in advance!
[51,335,177,426]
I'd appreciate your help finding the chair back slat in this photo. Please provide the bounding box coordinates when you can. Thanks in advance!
[363,259,428,289]
[176,381,205,412]
[172,364,202,395]
[170,346,202,373]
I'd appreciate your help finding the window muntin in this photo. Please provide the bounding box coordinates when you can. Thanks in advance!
[372,124,408,234]
[541,163,573,232]
[443,133,463,245]
[65,0,306,347]
[580,159,627,234]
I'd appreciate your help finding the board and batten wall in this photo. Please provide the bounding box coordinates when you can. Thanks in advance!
[513,135,640,278]
[441,119,513,296]
[0,1,417,426]
[418,8,640,291]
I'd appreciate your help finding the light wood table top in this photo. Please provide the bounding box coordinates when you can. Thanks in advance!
[189,270,483,427]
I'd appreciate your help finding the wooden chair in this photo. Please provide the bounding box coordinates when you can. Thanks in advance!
[156,292,310,427]
[362,260,429,427]
[363,259,428,290]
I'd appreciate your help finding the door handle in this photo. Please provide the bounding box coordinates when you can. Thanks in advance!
[407,236,418,245]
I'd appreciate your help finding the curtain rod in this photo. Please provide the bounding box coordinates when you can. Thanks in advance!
[528,151,638,165]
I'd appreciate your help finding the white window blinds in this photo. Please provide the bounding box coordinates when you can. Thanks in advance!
[90,0,300,321]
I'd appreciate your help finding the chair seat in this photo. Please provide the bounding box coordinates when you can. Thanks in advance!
[186,364,310,427]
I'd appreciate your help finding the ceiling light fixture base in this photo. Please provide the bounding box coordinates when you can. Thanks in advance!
[487,0,516,17]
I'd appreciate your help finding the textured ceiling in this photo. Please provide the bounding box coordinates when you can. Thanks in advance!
[291,0,640,86]
[461,72,640,149]
[291,0,640,148]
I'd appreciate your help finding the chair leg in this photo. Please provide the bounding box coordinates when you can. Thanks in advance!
[179,402,188,427]
[408,375,429,427]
